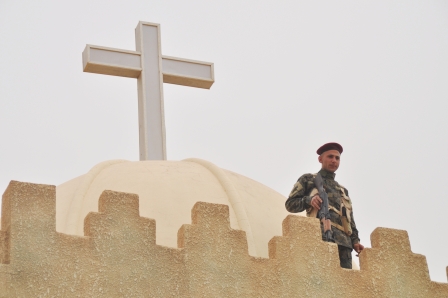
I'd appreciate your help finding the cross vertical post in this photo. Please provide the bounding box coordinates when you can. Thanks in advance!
[136,22,165,160]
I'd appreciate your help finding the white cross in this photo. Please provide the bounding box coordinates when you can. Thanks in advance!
[82,21,215,160]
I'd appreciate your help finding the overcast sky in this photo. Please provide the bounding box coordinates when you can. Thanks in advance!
[1,0,448,282]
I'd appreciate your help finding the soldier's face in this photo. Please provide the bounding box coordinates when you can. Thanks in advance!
[318,150,340,173]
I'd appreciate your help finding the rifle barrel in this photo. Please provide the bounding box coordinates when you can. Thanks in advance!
[314,173,334,243]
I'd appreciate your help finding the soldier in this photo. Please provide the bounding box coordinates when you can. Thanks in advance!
[285,142,364,269]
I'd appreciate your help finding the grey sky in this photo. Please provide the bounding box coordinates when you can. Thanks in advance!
[1,0,448,282]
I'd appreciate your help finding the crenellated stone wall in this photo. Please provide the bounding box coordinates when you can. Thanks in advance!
[0,181,447,297]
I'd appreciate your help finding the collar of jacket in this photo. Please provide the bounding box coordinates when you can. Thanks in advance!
[318,168,336,180]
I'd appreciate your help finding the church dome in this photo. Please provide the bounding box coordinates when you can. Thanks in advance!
[56,158,295,258]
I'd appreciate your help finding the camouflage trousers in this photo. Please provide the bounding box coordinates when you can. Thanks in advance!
[338,245,352,269]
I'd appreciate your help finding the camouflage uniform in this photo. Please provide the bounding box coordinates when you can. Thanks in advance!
[285,169,360,269]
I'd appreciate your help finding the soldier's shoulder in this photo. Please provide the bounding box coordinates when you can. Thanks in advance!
[337,182,350,195]
[297,173,316,182]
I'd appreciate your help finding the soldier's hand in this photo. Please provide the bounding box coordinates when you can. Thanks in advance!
[353,243,364,257]
[310,195,322,210]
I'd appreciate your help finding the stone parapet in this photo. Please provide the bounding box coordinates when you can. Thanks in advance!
[0,181,447,297]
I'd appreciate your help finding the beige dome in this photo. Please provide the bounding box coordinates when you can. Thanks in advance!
[56,158,295,258]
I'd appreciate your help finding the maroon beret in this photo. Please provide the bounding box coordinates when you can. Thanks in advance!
[316,142,343,155]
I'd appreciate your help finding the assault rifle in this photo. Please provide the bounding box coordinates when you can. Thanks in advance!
[314,173,334,242]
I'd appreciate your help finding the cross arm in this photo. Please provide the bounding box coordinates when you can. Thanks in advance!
[162,56,214,89]
[82,45,142,78]
[82,45,215,89]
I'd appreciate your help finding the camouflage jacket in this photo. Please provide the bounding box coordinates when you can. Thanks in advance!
[285,169,360,249]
